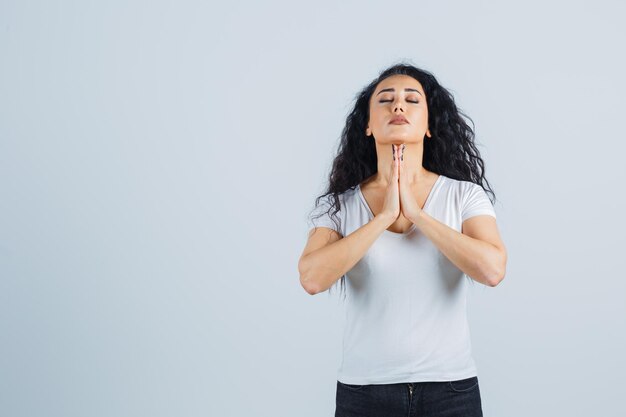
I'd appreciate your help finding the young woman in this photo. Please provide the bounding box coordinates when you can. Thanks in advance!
[298,63,507,417]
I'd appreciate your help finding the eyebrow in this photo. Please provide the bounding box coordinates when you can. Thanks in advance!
[376,87,423,96]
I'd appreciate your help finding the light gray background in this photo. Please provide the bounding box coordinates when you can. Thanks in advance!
[1,1,624,416]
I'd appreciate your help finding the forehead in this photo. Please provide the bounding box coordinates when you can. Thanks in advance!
[374,75,424,95]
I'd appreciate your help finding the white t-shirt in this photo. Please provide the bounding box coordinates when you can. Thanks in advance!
[307,174,497,385]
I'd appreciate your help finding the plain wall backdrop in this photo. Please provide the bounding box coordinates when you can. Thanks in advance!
[1,1,625,416]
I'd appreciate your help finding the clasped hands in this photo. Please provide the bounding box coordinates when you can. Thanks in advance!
[381,144,424,225]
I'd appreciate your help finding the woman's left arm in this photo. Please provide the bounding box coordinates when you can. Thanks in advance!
[411,212,507,286]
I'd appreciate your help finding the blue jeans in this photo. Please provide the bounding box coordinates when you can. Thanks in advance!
[335,376,483,417]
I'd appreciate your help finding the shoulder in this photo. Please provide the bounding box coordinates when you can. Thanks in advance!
[441,175,483,195]
[307,187,359,235]
[315,187,357,206]
[310,187,360,217]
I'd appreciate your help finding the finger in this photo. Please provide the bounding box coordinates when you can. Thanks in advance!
[394,147,400,181]
[398,146,403,179]
[394,145,397,171]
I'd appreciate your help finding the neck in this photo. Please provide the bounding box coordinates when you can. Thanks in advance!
[372,142,430,185]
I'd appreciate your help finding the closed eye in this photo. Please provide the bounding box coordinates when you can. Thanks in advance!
[379,99,419,103]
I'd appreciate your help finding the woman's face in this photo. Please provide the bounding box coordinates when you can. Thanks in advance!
[367,75,429,144]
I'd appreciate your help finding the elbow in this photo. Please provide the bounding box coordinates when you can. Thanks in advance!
[300,275,321,295]
[485,246,507,287]
[302,281,320,295]
[487,270,505,287]
[298,256,320,295]
[300,274,320,295]
[487,253,507,287]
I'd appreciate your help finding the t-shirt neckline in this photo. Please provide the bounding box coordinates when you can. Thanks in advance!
[356,174,445,237]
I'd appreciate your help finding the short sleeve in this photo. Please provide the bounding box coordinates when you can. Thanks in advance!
[461,182,496,222]
[307,193,342,234]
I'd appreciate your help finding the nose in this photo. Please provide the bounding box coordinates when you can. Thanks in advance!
[394,100,404,113]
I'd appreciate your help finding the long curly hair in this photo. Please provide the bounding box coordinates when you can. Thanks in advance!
[310,61,497,299]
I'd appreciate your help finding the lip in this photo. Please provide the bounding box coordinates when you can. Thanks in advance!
[389,116,408,124]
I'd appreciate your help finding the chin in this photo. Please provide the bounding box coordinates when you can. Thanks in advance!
[384,136,417,144]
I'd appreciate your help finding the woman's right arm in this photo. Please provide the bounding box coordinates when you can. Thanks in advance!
[299,144,401,295]
[298,212,394,295]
